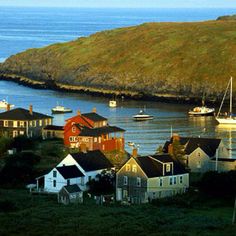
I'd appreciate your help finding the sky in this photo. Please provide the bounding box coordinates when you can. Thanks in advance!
[0,0,236,8]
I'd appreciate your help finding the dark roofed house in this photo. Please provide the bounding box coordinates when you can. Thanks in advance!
[116,152,189,204]
[0,105,53,138]
[163,134,230,173]
[64,108,125,151]
[58,184,83,205]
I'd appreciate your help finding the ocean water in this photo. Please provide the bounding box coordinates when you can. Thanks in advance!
[0,7,236,61]
[0,7,236,155]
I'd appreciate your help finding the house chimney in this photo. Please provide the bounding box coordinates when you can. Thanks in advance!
[29,105,33,115]
[172,133,180,141]
[77,110,81,116]
[6,104,10,111]
[92,107,96,113]
[132,148,138,158]
[80,143,87,153]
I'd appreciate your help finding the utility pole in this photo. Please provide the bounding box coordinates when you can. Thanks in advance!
[232,196,236,225]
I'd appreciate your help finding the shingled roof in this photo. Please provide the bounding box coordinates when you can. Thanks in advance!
[0,108,52,120]
[135,154,187,178]
[56,165,84,179]
[63,184,81,193]
[82,112,107,122]
[71,150,113,172]
[78,125,125,137]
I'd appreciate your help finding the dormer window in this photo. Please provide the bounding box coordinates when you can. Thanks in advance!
[166,164,171,172]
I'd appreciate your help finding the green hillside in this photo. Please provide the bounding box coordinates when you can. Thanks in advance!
[1,20,236,102]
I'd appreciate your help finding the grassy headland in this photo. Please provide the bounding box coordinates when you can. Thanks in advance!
[1,19,236,103]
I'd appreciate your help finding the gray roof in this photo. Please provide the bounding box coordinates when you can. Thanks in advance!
[0,108,52,120]
[56,165,84,179]
[71,150,113,172]
[135,154,187,178]
[63,184,81,193]
[82,112,107,122]
[78,125,125,137]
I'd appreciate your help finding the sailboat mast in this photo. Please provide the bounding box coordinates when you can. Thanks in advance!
[230,77,233,118]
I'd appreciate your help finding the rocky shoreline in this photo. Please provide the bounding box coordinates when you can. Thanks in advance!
[0,73,222,106]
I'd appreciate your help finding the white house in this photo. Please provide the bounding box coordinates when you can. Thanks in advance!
[39,150,114,193]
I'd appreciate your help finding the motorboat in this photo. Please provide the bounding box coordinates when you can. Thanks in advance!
[0,99,14,109]
[188,106,215,116]
[109,100,117,108]
[216,77,236,124]
[51,105,72,114]
[133,109,154,121]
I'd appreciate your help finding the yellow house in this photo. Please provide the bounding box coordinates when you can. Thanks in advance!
[116,153,189,204]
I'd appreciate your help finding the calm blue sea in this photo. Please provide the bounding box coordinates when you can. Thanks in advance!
[0,7,236,155]
[0,7,236,61]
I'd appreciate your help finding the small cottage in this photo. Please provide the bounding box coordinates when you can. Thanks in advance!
[58,184,83,205]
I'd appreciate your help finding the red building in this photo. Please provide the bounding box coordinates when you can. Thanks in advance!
[64,109,125,152]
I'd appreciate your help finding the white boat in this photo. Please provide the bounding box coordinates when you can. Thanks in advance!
[0,99,14,109]
[133,109,154,121]
[188,106,215,116]
[109,100,117,108]
[215,77,236,124]
[51,105,72,114]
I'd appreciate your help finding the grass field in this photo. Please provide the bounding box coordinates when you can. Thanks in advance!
[0,189,235,236]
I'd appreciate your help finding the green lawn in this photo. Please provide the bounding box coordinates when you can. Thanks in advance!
[0,189,235,236]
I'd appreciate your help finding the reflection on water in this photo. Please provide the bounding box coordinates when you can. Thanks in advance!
[1,81,236,156]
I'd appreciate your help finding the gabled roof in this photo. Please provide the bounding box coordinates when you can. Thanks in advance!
[82,112,107,122]
[43,125,64,131]
[56,165,84,179]
[0,108,52,120]
[71,150,113,172]
[134,154,187,178]
[78,125,125,137]
[63,184,81,193]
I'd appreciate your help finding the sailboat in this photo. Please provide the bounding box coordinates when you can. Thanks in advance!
[215,77,236,124]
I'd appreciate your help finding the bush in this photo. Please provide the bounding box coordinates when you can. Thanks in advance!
[0,200,17,212]
[11,136,36,151]
[0,137,12,156]
[0,152,41,186]
[198,171,236,198]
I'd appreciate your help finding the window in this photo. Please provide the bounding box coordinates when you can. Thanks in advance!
[69,136,78,142]
[169,177,173,185]
[72,126,76,133]
[132,165,137,173]
[179,176,183,184]
[159,178,163,187]
[174,177,177,185]
[88,176,92,182]
[197,161,201,168]
[166,164,171,172]
[123,176,128,185]
[4,121,8,127]
[126,164,131,172]
[33,121,37,127]
[98,137,101,143]
[20,121,24,127]
[136,177,141,187]
[53,180,56,187]
[53,171,57,178]
[67,179,70,186]
[39,120,42,126]
[197,152,201,157]
[94,137,97,142]
[29,121,32,127]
